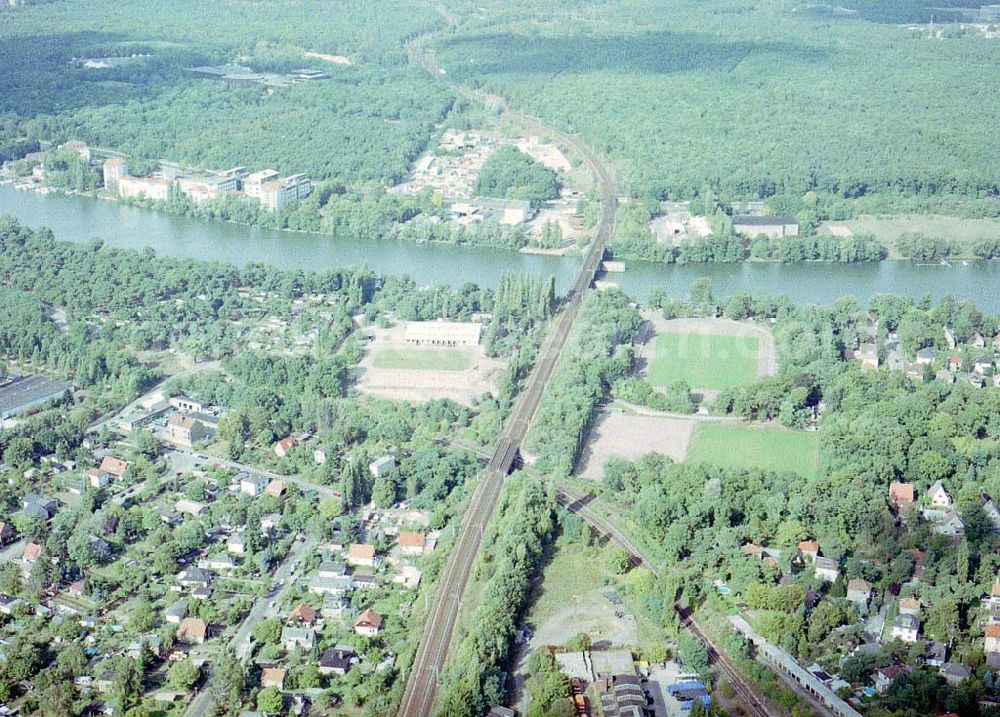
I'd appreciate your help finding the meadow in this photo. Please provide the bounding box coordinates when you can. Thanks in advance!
[686,422,820,478]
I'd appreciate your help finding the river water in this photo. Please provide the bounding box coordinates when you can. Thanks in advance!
[3,184,999,311]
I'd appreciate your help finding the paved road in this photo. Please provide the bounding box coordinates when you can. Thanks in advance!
[183,537,312,717]
[397,34,619,717]
[165,445,339,499]
[0,539,26,565]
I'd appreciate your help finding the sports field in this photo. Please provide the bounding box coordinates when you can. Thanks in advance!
[647,333,759,390]
[371,348,473,371]
[687,423,820,478]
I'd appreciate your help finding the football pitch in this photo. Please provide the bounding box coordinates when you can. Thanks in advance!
[647,332,759,390]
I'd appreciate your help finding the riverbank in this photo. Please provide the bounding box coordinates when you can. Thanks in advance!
[5,182,1000,311]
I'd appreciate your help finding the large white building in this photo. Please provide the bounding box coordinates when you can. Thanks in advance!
[244,169,280,199]
[118,176,170,201]
[102,158,129,188]
[403,321,482,347]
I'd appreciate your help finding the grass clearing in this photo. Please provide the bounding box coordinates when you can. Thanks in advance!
[371,348,473,371]
[530,542,612,622]
[687,423,820,478]
[648,333,759,390]
[835,214,1000,244]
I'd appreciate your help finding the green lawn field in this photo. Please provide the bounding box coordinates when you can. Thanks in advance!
[647,333,759,390]
[687,423,820,478]
[371,348,473,371]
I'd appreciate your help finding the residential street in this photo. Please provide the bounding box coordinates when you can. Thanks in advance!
[183,536,314,717]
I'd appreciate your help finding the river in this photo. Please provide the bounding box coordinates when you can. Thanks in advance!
[3,184,1000,311]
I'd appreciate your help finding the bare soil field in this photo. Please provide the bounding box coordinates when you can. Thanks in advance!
[576,411,695,479]
[354,323,505,405]
[638,312,777,381]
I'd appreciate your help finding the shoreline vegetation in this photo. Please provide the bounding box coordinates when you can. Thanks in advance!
[8,179,1000,266]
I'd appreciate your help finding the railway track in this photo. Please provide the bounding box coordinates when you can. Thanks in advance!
[555,487,772,717]
[397,40,617,717]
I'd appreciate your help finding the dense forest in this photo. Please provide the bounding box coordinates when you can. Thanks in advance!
[0,0,453,184]
[434,0,1000,211]
[475,146,562,207]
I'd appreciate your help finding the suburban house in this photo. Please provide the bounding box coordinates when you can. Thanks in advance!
[321,595,351,619]
[198,553,236,572]
[0,594,22,616]
[240,474,268,497]
[898,597,921,616]
[289,603,318,625]
[264,479,286,498]
[889,482,914,510]
[368,454,395,478]
[924,642,947,668]
[99,456,129,480]
[170,395,207,413]
[985,623,1000,654]
[891,614,920,643]
[927,480,952,509]
[940,662,972,687]
[319,647,354,676]
[22,542,43,564]
[732,214,799,239]
[983,498,1000,533]
[398,531,426,557]
[974,356,994,375]
[923,508,964,537]
[22,493,58,521]
[281,626,315,652]
[915,347,937,365]
[177,568,212,589]
[873,665,904,693]
[313,446,327,465]
[260,667,285,690]
[176,499,207,517]
[177,617,208,645]
[166,415,209,447]
[273,437,296,458]
[86,468,112,489]
[318,561,347,578]
[165,599,188,624]
[354,608,383,637]
[260,513,282,533]
[846,579,872,607]
[226,534,246,555]
[309,575,354,595]
[347,543,377,568]
[797,540,820,562]
[814,557,840,583]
